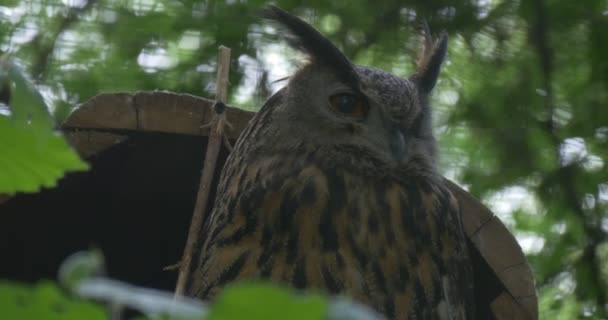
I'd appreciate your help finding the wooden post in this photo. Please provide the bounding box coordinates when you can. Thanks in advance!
[174,46,231,297]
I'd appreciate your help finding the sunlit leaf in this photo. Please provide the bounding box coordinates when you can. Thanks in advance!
[0,58,53,130]
[207,283,328,320]
[0,116,89,193]
[0,281,106,320]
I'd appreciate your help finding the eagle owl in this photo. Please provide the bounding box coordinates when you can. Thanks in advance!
[189,6,474,319]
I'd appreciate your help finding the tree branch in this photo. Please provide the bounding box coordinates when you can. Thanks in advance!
[30,0,97,80]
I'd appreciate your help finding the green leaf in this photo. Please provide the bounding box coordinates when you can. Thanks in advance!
[1,58,53,130]
[207,282,329,320]
[0,56,89,194]
[0,280,107,320]
[0,116,89,193]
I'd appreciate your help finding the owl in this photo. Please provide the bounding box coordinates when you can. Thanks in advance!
[188,6,474,319]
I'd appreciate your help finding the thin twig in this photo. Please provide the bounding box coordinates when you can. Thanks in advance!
[163,263,180,271]
[174,46,232,297]
[222,134,234,152]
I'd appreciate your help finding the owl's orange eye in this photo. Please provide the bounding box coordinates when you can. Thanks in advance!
[329,93,369,119]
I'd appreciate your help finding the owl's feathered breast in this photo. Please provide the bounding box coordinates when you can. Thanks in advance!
[189,140,473,319]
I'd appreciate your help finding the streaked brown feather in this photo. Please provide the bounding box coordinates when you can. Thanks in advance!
[189,137,473,319]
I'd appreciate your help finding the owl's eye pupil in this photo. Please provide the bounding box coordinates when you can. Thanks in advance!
[337,95,356,113]
[329,93,369,119]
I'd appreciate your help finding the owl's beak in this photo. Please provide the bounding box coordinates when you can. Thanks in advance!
[389,127,407,161]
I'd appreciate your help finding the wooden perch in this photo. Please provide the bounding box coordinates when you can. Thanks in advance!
[174,46,233,297]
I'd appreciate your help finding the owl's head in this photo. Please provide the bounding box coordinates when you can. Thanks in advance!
[256,6,447,172]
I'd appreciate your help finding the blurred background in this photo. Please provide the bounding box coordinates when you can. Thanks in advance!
[1,0,607,318]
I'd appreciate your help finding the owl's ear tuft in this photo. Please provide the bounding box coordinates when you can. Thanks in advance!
[413,20,448,94]
[257,5,359,89]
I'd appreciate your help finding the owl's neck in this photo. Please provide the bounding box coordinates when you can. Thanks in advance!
[239,138,439,187]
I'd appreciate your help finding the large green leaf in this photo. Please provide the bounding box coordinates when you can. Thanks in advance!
[0,115,89,193]
[207,283,328,320]
[2,59,53,130]
[0,58,88,194]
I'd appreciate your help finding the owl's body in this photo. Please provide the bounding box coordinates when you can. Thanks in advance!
[189,6,474,319]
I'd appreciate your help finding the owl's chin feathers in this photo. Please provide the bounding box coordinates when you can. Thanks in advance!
[242,136,439,186]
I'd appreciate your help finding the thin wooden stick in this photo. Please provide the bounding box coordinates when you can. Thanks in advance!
[174,46,231,297]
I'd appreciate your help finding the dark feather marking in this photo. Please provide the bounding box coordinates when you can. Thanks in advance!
[256,5,360,90]
[397,264,410,292]
[217,212,257,246]
[432,251,446,274]
[418,177,434,194]
[279,193,299,230]
[374,182,395,245]
[261,225,272,246]
[361,277,372,296]
[437,187,455,223]
[321,264,342,293]
[195,247,211,276]
[406,182,432,242]
[406,182,421,208]
[237,185,267,222]
[225,195,237,218]
[434,194,450,236]
[292,256,307,289]
[367,213,379,234]
[378,245,387,258]
[402,206,417,235]
[336,252,345,269]
[258,241,276,277]
[432,277,442,302]
[217,251,250,287]
[326,167,347,208]
[384,300,396,319]
[319,213,338,251]
[300,181,316,205]
[350,205,360,220]
[258,243,273,268]
[257,227,276,270]
[259,251,275,278]
[414,279,428,308]
[200,282,214,299]
[260,260,274,278]
[286,230,299,264]
[401,185,418,235]
[373,263,388,294]
[408,251,419,267]
[209,226,222,243]
[319,167,344,251]
[348,233,368,267]
[236,168,247,189]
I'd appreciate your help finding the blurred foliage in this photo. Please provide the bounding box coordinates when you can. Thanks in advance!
[1,249,380,320]
[0,280,106,320]
[1,0,608,318]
